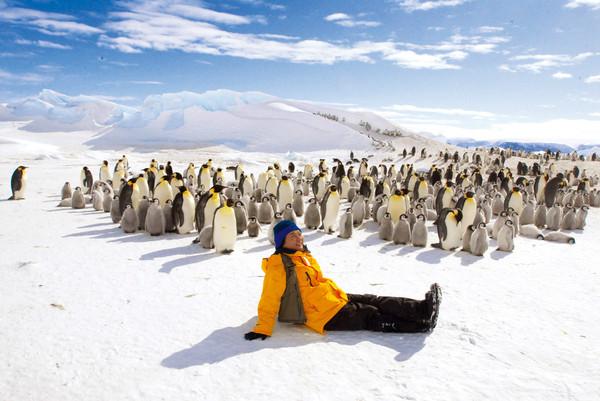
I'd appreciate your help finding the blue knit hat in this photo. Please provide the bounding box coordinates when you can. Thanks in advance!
[273,220,301,249]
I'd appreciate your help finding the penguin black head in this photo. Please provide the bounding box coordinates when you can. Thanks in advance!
[212,184,227,193]
[330,185,338,192]
[225,199,234,207]
[282,175,288,180]
[394,189,402,196]
[103,160,108,166]
[466,191,475,198]
[178,186,187,193]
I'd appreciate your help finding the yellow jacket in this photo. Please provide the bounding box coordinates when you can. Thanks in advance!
[252,250,348,336]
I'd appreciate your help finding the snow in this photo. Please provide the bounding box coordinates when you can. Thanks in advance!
[2,118,600,401]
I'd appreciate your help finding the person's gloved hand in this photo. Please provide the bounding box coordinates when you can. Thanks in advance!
[244,331,269,341]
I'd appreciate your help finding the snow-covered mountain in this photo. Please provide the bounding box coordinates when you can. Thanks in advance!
[0,89,449,153]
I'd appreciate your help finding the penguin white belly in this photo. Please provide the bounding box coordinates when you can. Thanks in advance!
[14,180,27,199]
[137,179,150,199]
[213,209,236,253]
[100,166,110,182]
[442,222,462,250]
[387,199,406,223]
[340,178,350,198]
[112,170,125,191]
[507,195,524,215]
[155,183,173,206]
[131,187,142,210]
[204,197,220,227]
[266,179,278,195]
[278,185,293,210]
[462,202,477,231]
[178,196,196,234]
[200,172,212,191]
[322,196,340,232]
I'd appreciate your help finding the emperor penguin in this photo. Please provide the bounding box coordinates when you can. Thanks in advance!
[194,184,226,233]
[112,167,125,192]
[320,185,340,233]
[154,176,174,207]
[61,181,72,200]
[534,204,547,228]
[184,163,196,186]
[292,189,304,217]
[470,222,488,256]
[137,197,151,230]
[534,173,548,204]
[198,164,212,192]
[81,166,94,194]
[461,224,475,253]
[145,199,165,236]
[339,175,350,199]
[247,216,261,237]
[212,199,237,254]
[520,224,544,240]
[163,199,176,233]
[304,198,321,229]
[392,213,412,245]
[303,163,314,180]
[265,175,279,198]
[258,195,274,224]
[71,187,86,209]
[172,186,196,234]
[119,178,141,213]
[121,204,138,234]
[136,174,150,200]
[234,200,248,234]
[282,203,297,223]
[247,196,258,219]
[575,205,589,229]
[337,208,353,239]
[100,160,110,182]
[312,172,328,201]
[239,173,254,196]
[544,232,575,244]
[102,187,113,212]
[491,210,509,239]
[544,174,566,208]
[413,176,429,202]
[560,204,577,230]
[170,172,185,193]
[92,189,104,211]
[455,191,477,234]
[433,208,463,250]
[435,181,454,214]
[379,212,394,241]
[411,214,428,247]
[268,212,284,244]
[497,220,515,252]
[504,187,524,216]
[388,189,409,223]
[546,203,563,231]
[277,176,294,211]
[351,194,366,227]
[110,195,121,223]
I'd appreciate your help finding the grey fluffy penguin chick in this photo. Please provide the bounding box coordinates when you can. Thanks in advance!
[121,204,138,233]
[560,205,577,230]
[268,212,283,244]
[197,226,214,249]
[163,199,176,232]
[282,203,297,223]
[411,214,428,247]
[110,195,121,223]
[71,187,86,209]
[575,205,589,229]
[137,197,151,230]
[351,194,366,226]
[247,196,258,219]
[376,205,388,226]
[462,224,475,253]
[379,212,394,241]
[292,189,304,217]
[304,198,321,229]
[103,188,112,212]
[497,220,515,252]
[546,203,562,231]
[492,193,504,216]
[534,204,547,228]
[234,200,248,234]
[520,224,544,240]
[392,213,411,245]
[520,200,535,226]
[544,232,575,244]
[247,216,261,237]
[469,222,488,256]
[145,199,165,236]
[92,189,104,211]
[491,210,509,239]
[258,195,274,224]
[61,182,72,200]
[337,208,353,239]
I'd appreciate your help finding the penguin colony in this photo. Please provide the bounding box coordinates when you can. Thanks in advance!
[50,147,600,255]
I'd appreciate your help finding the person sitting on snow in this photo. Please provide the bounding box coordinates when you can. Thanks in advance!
[244,220,442,341]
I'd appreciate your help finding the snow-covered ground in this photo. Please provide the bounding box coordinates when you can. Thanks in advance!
[1,122,600,401]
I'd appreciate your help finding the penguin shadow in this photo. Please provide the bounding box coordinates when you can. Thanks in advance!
[303,230,326,242]
[161,318,427,368]
[108,232,156,244]
[362,221,379,233]
[415,248,452,264]
[244,243,273,254]
[359,232,381,247]
[454,250,483,266]
[63,226,124,239]
[141,243,202,262]
[322,236,346,246]
[490,250,511,260]
[159,250,220,274]
[78,222,115,229]
[378,243,397,254]
[397,246,419,256]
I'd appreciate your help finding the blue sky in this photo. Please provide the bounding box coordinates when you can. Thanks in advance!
[1,0,600,144]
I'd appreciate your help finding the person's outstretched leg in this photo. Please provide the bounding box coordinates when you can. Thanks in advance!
[346,293,427,322]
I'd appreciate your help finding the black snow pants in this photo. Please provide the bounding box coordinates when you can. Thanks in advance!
[324,293,431,333]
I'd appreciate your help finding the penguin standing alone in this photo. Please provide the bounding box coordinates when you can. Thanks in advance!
[9,166,28,200]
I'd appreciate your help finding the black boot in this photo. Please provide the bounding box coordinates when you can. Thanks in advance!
[425,283,442,331]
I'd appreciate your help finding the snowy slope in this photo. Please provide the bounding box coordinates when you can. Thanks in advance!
[1,127,600,401]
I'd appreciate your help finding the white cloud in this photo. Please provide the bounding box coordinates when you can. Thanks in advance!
[128,80,163,85]
[0,3,103,36]
[590,112,600,117]
[585,75,600,83]
[565,0,600,9]
[552,72,573,79]
[397,0,469,12]
[477,26,504,33]
[509,52,596,73]
[0,68,49,83]
[98,3,493,69]
[15,38,72,50]
[168,3,254,25]
[499,64,517,72]
[324,12,380,28]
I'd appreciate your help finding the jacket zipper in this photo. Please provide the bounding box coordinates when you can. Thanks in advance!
[305,272,314,287]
